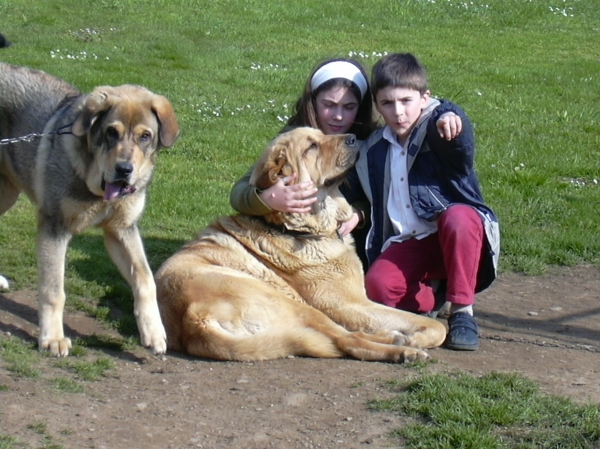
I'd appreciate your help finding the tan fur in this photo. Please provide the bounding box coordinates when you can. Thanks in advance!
[156,128,446,363]
[0,63,180,356]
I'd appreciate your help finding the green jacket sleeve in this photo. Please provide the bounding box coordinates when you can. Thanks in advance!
[229,164,274,215]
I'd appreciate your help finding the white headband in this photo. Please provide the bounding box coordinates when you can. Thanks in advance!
[310,61,368,100]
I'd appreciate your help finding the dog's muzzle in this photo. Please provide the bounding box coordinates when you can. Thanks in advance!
[102,162,137,201]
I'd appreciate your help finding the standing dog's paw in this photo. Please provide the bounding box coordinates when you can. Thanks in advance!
[39,337,72,357]
[141,328,167,355]
[137,312,167,355]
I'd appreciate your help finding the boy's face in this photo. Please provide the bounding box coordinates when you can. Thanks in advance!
[375,87,430,145]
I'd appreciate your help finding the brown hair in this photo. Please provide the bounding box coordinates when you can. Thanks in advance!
[284,58,376,140]
[371,53,429,99]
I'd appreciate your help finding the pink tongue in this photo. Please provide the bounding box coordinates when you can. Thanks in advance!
[104,182,122,200]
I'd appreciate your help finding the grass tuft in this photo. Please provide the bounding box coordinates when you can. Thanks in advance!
[369,372,600,448]
[0,337,41,378]
[53,357,114,381]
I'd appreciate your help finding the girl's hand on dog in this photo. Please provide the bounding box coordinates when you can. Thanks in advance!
[259,173,318,213]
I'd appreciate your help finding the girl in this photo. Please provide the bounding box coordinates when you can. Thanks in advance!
[229,58,376,220]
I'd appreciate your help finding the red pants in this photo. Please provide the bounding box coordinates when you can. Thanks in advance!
[365,205,485,313]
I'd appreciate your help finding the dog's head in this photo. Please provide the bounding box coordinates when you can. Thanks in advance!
[250,127,358,235]
[72,85,180,201]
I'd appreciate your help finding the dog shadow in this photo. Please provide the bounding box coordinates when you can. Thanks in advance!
[0,233,187,361]
[66,231,187,313]
[478,307,600,347]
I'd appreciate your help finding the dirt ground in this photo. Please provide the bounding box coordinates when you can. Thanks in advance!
[0,265,599,449]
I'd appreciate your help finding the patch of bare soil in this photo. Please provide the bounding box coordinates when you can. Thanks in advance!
[1,266,599,449]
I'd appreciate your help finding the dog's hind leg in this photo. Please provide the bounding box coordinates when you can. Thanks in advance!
[172,275,349,361]
[0,178,21,290]
[182,312,345,362]
[0,177,21,215]
[334,333,430,363]
[103,225,167,355]
[36,225,72,356]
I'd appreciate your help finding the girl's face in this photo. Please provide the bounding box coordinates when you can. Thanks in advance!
[315,86,360,135]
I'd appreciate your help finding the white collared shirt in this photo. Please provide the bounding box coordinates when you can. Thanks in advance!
[381,126,437,252]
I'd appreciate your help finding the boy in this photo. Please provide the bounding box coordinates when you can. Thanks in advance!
[341,53,500,351]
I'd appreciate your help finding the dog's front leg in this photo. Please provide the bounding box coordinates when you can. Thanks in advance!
[37,227,72,357]
[103,225,167,355]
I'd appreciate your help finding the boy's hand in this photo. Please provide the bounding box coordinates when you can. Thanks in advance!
[338,208,362,237]
[259,173,318,213]
[436,112,462,140]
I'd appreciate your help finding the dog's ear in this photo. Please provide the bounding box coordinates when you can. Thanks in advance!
[71,87,114,137]
[251,144,294,191]
[151,95,180,148]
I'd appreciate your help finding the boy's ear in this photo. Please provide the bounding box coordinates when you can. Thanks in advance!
[419,90,431,110]
[374,97,384,115]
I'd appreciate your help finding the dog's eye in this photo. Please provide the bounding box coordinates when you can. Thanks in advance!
[308,143,318,151]
[140,131,152,142]
[106,126,119,140]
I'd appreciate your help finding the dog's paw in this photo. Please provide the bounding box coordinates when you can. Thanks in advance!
[143,331,167,355]
[39,337,72,357]
[398,348,429,364]
[138,319,167,355]
[0,275,9,291]
[390,330,418,348]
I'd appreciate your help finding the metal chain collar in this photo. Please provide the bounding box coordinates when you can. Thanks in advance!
[0,123,73,146]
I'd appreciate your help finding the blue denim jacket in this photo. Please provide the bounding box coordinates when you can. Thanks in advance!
[341,98,500,292]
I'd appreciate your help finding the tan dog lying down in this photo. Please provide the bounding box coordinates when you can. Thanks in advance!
[155,128,446,362]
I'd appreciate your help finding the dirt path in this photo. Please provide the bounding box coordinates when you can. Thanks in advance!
[1,265,599,449]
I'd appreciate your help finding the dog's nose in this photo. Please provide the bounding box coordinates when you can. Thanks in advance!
[115,162,133,179]
[345,134,357,147]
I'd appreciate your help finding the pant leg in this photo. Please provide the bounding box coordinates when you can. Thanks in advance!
[365,233,446,313]
[437,205,486,306]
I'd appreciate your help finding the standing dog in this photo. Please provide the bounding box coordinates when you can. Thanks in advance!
[0,63,179,356]
[156,128,446,363]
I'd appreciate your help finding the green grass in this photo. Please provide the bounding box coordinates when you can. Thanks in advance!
[0,436,21,449]
[0,0,597,328]
[53,357,114,381]
[0,0,598,321]
[0,335,116,384]
[0,1,599,446]
[370,371,600,449]
[0,336,41,378]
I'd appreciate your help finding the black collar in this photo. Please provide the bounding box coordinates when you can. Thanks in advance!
[255,216,342,240]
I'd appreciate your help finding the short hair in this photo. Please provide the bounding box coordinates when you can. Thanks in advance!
[371,53,428,99]
[285,58,376,140]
